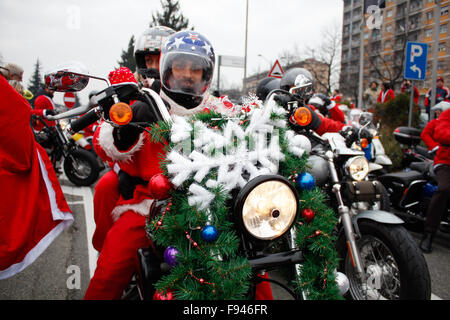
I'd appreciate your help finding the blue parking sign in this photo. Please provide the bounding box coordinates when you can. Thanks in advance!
[404,42,428,81]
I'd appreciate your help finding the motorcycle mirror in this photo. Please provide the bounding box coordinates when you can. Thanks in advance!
[289,74,313,96]
[44,61,91,92]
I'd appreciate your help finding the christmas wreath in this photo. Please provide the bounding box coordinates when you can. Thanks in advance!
[146,96,342,300]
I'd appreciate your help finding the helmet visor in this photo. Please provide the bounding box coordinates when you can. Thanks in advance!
[161,52,213,97]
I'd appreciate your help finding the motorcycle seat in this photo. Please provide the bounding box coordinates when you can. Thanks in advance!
[410,162,430,174]
[378,170,424,187]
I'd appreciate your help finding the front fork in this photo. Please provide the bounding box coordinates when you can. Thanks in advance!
[325,151,367,284]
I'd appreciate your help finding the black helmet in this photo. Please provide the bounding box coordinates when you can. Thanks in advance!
[160,31,215,109]
[280,68,314,93]
[256,77,280,101]
[134,26,175,79]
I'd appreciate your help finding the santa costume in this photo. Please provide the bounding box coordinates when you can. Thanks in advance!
[85,67,273,300]
[0,76,73,279]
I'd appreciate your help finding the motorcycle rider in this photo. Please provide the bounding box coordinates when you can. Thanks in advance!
[134,26,175,90]
[308,93,346,124]
[85,31,271,300]
[278,68,347,135]
[0,75,73,279]
[91,25,174,252]
[31,83,57,131]
[419,103,450,253]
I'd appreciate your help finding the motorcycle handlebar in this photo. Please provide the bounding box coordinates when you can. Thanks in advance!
[68,107,101,134]
[46,105,92,121]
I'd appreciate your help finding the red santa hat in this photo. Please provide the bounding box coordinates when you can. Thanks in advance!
[108,67,137,85]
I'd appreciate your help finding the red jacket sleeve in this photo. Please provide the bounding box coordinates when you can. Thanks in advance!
[433,109,450,145]
[315,115,346,136]
[421,119,439,151]
[0,76,34,172]
[328,103,346,124]
[377,91,382,103]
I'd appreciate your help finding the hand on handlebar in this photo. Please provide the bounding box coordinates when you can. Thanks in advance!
[43,109,57,119]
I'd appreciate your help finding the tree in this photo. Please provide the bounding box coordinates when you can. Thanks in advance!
[117,35,136,73]
[150,0,193,31]
[305,25,342,94]
[28,58,44,105]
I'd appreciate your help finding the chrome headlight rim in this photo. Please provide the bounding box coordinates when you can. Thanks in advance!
[234,175,299,241]
[345,156,369,181]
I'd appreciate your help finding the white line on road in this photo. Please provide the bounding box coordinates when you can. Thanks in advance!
[62,184,97,279]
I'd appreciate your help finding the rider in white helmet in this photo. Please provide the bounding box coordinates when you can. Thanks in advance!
[134,26,175,90]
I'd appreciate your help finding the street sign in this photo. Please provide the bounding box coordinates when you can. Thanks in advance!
[268,60,284,79]
[404,42,428,81]
[63,92,76,108]
[219,55,245,68]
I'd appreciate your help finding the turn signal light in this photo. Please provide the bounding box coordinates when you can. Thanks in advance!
[293,107,312,126]
[109,102,133,126]
[361,138,369,149]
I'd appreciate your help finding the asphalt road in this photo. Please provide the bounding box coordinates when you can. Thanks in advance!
[0,170,448,300]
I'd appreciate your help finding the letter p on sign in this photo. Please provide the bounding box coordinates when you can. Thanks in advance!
[410,45,423,63]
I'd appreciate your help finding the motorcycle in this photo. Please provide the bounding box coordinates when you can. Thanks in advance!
[378,127,450,232]
[44,63,354,301]
[346,109,393,176]
[31,115,101,186]
[393,126,434,168]
[267,77,431,300]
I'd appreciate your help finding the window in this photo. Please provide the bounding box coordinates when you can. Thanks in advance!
[426,11,434,21]
[386,24,393,33]
[425,28,433,38]
[441,24,448,34]
[438,42,446,52]
[441,6,449,16]
[387,10,393,18]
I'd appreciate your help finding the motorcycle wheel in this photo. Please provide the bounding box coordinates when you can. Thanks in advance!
[338,220,431,300]
[63,148,100,186]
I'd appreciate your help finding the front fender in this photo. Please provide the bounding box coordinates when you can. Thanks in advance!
[353,210,404,225]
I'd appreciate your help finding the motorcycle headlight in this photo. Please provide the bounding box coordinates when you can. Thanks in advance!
[345,156,369,181]
[235,175,298,241]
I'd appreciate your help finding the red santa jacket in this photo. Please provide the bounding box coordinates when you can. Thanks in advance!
[377,89,395,104]
[421,109,450,167]
[31,93,56,131]
[0,77,73,279]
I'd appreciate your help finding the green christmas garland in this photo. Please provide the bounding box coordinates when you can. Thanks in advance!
[146,102,342,300]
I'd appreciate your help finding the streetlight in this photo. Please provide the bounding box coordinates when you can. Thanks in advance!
[257,54,272,70]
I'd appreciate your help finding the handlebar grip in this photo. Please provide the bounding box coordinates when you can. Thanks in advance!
[69,109,100,134]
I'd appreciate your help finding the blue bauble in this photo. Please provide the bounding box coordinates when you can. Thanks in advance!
[296,172,316,191]
[201,225,219,242]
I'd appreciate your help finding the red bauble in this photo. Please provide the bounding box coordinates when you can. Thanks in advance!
[148,174,172,199]
[301,208,316,223]
[153,289,174,300]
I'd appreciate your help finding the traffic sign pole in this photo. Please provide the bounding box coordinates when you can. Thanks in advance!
[409,81,414,127]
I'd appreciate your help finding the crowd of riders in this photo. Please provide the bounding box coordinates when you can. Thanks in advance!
[1,23,449,298]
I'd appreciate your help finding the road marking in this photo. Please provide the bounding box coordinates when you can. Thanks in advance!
[62,184,97,279]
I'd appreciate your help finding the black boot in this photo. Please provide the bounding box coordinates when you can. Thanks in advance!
[419,232,435,254]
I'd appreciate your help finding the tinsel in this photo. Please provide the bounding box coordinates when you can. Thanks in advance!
[146,97,342,300]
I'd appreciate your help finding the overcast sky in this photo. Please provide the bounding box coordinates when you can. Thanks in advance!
[0,0,343,105]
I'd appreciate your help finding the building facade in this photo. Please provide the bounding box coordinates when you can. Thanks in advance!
[340,0,450,101]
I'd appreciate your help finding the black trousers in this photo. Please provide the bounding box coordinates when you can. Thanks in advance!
[425,165,450,233]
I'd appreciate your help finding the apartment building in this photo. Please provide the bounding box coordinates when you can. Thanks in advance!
[340,0,450,100]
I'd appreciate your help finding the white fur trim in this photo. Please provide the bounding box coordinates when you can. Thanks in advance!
[111,199,154,222]
[97,122,146,163]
